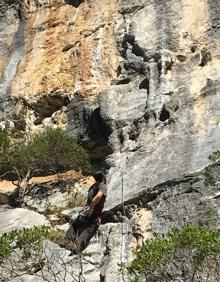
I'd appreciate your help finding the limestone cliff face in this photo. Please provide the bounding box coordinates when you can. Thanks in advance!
[103,0,220,209]
[1,0,220,281]
[0,0,122,130]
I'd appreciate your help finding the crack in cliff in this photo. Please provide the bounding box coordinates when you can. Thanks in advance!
[64,94,113,171]
[116,37,149,87]
[108,173,202,214]
[99,226,112,282]
[120,33,147,63]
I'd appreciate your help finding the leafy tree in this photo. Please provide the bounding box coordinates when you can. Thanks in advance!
[0,128,92,179]
[123,225,220,282]
[0,128,92,203]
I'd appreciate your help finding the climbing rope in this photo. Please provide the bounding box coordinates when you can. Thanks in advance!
[120,163,129,282]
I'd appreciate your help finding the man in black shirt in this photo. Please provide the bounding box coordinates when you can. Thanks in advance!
[65,172,107,253]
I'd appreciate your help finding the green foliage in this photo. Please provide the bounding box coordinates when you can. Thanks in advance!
[125,225,220,282]
[14,107,27,133]
[0,128,92,180]
[0,226,50,264]
[44,203,66,220]
[204,207,217,218]
[26,127,92,175]
[44,182,85,220]
[204,169,217,186]
[0,129,10,154]
[203,150,220,187]
[208,150,220,163]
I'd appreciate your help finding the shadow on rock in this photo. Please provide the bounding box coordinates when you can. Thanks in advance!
[65,0,84,8]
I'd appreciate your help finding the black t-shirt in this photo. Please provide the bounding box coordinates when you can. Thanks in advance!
[86,183,107,221]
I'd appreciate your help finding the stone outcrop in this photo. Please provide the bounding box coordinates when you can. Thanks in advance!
[0,180,18,205]
[0,205,49,234]
[0,170,83,206]
[0,0,220,281]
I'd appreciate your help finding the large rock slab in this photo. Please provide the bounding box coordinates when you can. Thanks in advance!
[0,205,49,234]
[24,175,93,214]
[7,222,134,282]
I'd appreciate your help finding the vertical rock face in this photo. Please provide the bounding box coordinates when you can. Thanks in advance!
[0,0,122,135]
[103,0,220,209]
[12,0,122,100]
[1,0,220,281]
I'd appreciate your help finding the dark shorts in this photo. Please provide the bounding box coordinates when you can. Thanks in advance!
[66,214,99,251]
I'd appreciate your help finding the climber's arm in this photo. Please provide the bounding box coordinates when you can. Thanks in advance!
[84,191,104,215]
[89,191,104,209]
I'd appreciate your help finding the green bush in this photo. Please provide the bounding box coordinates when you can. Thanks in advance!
[208,150,220,163]
[0,226,50,264]
[0,128,92,180]
[124,225,220,282]
[0,226,50,280]
[0,129,10,154]
[203,150,220,186]
[0,226,81,280]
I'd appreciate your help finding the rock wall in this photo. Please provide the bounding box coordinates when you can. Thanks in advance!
[0,0,220,281]
[104,0,220,209]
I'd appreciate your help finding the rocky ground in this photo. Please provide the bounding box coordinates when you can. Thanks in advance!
[0,166,220,281]
[0,0,220,281]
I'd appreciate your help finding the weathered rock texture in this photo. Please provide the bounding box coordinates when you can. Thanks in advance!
[1,0,220,281]
[104,0,220,209]
[0,205,49,234]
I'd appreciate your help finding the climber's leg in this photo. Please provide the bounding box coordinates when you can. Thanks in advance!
[75,224,98,252]
[65,224,77,242]
[66,213,88,242]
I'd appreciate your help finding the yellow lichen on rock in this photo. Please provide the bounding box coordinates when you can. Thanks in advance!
[181,0,209,41]
[12,0,122,101]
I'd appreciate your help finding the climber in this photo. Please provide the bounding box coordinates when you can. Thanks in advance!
[64,172,107,254]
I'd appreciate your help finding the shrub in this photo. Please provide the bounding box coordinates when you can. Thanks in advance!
[204,150,220,187]
[124,225,220,282]
[65,182,85,209]
[0,226,50,263]
[0,226,50,280]
[0,128,92,180]
[0,129,10,154]
[208,150,220,163]
[0,226,81,281]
